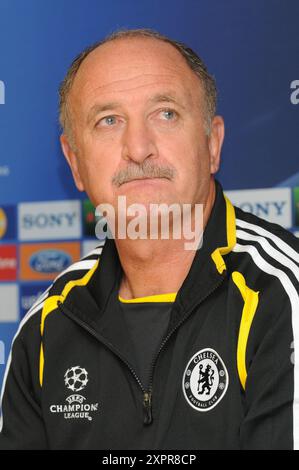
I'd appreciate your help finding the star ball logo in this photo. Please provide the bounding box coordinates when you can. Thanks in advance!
[64,366,89,392]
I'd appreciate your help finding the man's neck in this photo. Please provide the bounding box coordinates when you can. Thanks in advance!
[116,180,216,300]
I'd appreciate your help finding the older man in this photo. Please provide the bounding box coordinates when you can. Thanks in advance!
[0,29,298,450]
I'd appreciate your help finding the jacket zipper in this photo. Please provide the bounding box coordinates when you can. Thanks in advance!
[143,275,226,425]
[58,274,225,426]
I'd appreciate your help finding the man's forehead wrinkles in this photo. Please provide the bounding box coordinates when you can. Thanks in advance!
[92,83,180,98]
[83,72,185,94]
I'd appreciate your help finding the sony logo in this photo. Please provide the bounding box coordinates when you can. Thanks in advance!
[22,212,78,229]
[225,187,291,228]
[239,200,287,217]
[19,201,81,240]
[0,80,5,105]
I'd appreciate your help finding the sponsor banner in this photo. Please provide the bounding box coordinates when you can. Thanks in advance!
[294,187,299,227]
[0,284,19,322]
[0,245,17,281]
[19,242,81,281]
[225,187,292,228]
[0,205,17,240]
[18,200,82,241]
[81,240,104,258]
[20,283,50,318]
[82,199,96,237]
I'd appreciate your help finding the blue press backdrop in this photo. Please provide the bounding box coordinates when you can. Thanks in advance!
[0,0,298,388]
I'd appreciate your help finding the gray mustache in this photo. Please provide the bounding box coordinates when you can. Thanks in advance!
[112,161,176,187]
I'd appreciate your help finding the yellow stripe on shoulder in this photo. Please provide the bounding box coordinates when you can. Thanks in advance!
[211,195,236,274]
[232,271,259,390]
[39,259,99,387]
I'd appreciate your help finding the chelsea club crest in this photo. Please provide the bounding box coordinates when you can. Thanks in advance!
[182,348,229,412]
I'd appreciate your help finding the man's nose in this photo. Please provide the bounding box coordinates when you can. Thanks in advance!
[121,118,157,163]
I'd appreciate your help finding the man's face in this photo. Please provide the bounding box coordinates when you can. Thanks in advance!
[61,37,224,214]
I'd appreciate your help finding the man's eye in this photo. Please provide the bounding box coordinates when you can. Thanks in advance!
[160,109,177,120]
[97,116,117,127]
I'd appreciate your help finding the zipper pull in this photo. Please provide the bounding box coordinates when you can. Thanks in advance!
[143,391,153,425]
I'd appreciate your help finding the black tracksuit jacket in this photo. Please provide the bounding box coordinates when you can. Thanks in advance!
[0,180,298,450]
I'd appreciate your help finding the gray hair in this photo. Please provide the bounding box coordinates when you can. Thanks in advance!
[59,28,217,150]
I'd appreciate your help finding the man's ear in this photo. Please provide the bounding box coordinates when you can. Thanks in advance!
[60,134,85,192]
[208,115,225,174]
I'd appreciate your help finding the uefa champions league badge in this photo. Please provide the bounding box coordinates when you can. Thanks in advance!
[182,348,229,412]
[49,366,99,421]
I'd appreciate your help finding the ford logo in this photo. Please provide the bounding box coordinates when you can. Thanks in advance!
[29,249,72,273]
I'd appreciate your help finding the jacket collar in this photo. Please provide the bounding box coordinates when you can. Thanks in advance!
[63,179,236,327]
